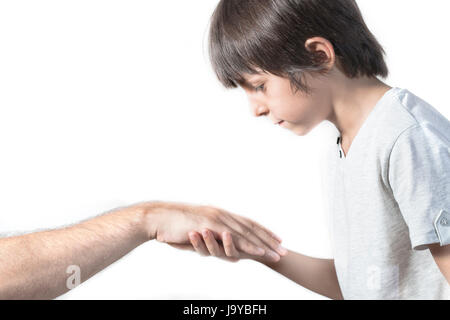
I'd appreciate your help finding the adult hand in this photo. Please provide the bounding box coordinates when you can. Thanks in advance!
[135,201,286,260]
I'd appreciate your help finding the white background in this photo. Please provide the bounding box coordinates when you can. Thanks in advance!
[0,0,448,299]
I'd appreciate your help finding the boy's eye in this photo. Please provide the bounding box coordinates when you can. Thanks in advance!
[255,84,265,92]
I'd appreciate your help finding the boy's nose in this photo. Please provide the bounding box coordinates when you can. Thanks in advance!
[252,104,269,117]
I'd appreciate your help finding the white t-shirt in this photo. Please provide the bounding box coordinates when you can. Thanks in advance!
[321,87,450,299]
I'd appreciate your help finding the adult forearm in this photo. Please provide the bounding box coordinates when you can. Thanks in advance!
[0,205,149,299]
[257,250,343,300]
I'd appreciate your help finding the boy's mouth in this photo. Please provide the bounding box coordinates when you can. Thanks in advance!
[278,121,285,126]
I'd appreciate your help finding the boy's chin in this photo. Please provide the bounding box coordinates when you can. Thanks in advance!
[290,125,311,136]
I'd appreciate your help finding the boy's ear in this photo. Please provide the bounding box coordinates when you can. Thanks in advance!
[304,37,335,70]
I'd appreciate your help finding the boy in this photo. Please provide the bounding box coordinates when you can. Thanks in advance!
[186,0,450,299]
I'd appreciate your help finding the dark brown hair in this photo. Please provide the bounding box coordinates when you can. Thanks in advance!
[208,0,389,94]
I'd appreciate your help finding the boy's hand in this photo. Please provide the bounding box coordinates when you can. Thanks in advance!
[177,228,288,263]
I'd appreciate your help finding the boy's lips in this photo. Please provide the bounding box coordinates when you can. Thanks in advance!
[278,121,285,126]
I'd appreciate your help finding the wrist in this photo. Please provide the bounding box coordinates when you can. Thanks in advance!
[116,203,151,244]
[131,201,166,241]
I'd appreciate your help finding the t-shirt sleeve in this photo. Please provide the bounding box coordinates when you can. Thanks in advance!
[388,123,450,251]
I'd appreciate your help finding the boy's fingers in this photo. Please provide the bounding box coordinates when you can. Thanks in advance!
[222,231,240,258]
[202,229,225,257]
[189,232,210,256]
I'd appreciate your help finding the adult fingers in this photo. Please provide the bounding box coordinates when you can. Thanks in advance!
[231,212,283,243]
[204,217,266,257]
[198,207,269,257]
[197,207,267,258]
[231,231,267,257]
[231,214,287,257]
[217,213,281,261]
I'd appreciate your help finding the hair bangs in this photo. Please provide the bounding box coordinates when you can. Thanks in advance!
[208,0,274,89]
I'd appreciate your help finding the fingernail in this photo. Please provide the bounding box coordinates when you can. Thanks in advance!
[277,245,288,256]
[256,247,265,255]
[268,250,280,262]
[202,230,209,238]
[273,234,283,242]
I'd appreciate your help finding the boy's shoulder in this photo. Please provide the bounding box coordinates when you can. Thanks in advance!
[320,87,449,167]
[374,87,449,151]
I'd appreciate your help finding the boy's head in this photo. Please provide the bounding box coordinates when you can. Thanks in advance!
[208,0,389,136]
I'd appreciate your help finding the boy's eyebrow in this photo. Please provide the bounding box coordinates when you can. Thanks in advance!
[239,74,266,88]
[245,74,266,83]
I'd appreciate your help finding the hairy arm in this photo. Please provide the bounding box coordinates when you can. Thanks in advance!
[0,206,147,299]
[0,201,283,299]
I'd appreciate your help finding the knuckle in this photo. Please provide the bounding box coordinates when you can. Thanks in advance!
[224,246,233,256]
[207,206,221,215]
[203,207,222,223]
[243,241,254,252]
[199,205,217,215]
[244,229,252,238]
[230,251,239,258]
[211,251,220,257]
[194,247,202,253]
[270,238,279,247]
[222,234,233,246]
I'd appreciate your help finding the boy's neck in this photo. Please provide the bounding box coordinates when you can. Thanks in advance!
[326,76,392,155]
